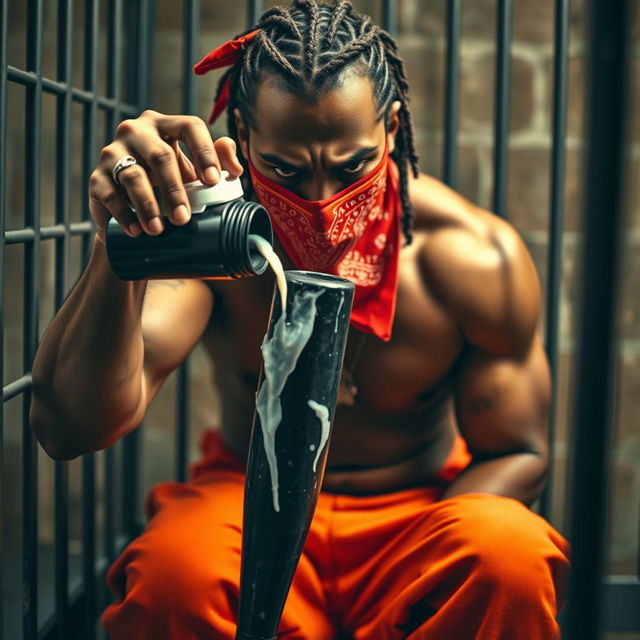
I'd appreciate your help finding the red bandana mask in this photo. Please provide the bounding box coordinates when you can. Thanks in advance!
[249,151,401,341]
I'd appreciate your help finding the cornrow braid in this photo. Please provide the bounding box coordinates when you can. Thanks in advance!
[255,30,301,81]
[314,27,379,84]
[219,0,420,245]
[295,0,320,77]
[326,0,351,43]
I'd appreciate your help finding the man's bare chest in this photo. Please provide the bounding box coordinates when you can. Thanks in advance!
[203,248,464,411]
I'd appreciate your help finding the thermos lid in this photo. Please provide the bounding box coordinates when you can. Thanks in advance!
[184,170,244,213]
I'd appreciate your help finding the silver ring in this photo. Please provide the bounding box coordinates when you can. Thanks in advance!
[112,155,139,185]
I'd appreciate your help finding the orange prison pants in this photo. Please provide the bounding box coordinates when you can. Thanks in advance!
[101,430,569,639]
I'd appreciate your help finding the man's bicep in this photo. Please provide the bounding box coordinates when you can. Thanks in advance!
[453,334,551,457]
[141,279,214,400]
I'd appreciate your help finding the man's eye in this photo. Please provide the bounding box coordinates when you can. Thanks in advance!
[272,166,299,179]
[343,160,367,174]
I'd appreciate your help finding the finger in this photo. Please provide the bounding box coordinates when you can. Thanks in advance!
[99,140,166,235]
[214,137,244,179]
[115,163,167,235]
[154,114,221,185]
[88,170,141,238]
[171,139,198,184]
[122,131,191,229]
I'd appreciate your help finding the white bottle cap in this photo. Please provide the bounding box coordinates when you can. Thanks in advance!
[183,170,244,213]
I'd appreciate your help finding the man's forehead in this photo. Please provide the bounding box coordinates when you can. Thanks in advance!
[252,74,381,145]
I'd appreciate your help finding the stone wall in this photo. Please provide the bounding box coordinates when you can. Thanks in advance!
[2,2,639,618]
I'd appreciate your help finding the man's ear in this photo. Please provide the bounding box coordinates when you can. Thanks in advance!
[386,100,402,154]
[233,108,249,160]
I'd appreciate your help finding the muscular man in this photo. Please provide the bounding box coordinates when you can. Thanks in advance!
[30,2,569,638]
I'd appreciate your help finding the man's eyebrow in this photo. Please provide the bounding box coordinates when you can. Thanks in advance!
[258,146,379,171]
[335,146,379,169]
[258,153,304,171]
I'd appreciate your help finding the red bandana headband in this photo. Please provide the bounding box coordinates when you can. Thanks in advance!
[193,30,261,125]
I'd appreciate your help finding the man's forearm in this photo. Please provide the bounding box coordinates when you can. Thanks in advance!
[30,232,148,460]
[440,451,548,506]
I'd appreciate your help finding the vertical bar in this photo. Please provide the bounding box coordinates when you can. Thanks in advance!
[442,0,461,188]
[103,0,124,611]
[23,0,44,637]
[492,0,512,218]
[539,0,570,521]
[183,0,199,116]
[54,1,74,635]
[122,1,138,106]
[121,0,154,541]
[248,0,263,28]
[563,0,630,637]
[139,0,154,109]
[120,1,140,542]
[176,364,190,482]
[0,0,7,636]
[81,0,99,634]
[382,0,397,35]
[175,0,200,483]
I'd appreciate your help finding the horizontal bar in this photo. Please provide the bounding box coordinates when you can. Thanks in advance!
[5,221,94,244]
[7,66,138,116]
[3,373,32,402]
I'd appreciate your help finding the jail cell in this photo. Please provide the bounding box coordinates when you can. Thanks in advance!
[1,1,638,639]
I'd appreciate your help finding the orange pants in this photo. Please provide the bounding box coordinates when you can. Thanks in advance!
[101,431,569,639]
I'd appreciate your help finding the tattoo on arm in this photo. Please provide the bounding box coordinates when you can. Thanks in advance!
[143,279,186,311]
[146,279,186,290]
[467,396,493,414]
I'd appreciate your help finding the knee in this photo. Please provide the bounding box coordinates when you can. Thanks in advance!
[107,528,240,623]
[434,494,568,598]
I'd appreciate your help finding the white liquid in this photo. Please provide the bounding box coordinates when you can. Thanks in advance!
[255,287,324,512]
[334,292,344,333]
[249,234,287,318]
[307,400,331,473]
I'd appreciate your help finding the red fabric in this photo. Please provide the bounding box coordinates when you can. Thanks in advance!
[101,430,569,640]
[249,152,402,341]
[192,30,260,125]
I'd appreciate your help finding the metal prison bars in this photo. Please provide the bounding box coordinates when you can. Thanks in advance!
[0,0,637,638]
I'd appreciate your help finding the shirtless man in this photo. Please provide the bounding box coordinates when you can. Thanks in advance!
[30,2,569,638]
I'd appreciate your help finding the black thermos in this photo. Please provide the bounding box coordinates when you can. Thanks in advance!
[106,171,273,280]
[236,270,355,640]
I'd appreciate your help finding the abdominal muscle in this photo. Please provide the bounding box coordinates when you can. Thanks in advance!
[207,354,459,494]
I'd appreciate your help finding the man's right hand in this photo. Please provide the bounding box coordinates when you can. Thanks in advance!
[88,109,244,240]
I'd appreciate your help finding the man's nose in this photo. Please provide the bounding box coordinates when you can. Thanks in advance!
[300,177,342,202]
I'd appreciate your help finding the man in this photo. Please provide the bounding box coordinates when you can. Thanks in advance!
[30,1,569,638]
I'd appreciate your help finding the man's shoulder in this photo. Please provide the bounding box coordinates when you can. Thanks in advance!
[409,172,540,357]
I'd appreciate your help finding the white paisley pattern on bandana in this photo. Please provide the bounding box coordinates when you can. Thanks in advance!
[248,151,402,341]
[252,171,387,274]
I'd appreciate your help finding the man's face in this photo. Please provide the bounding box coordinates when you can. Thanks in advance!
[235,72,401,201]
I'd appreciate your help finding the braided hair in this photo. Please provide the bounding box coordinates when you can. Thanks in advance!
[215,0,420,245]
